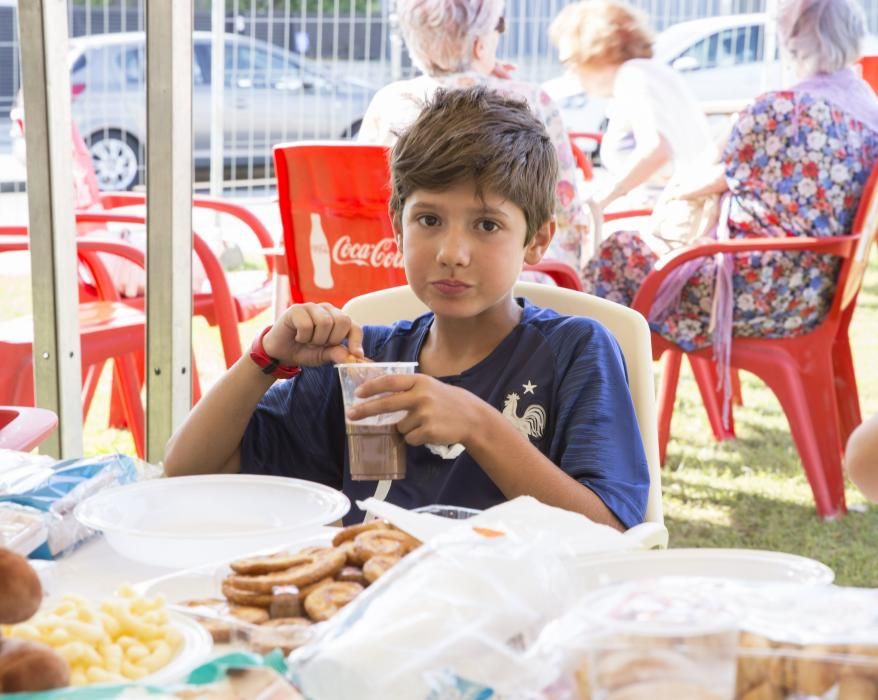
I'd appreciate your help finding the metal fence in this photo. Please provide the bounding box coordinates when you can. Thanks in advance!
[2,0,878,196]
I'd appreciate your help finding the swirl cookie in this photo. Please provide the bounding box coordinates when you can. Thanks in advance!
[225,548,346,593]
[351,529,421,565]
[330,520,392,547]
[362,554,401,583]
[303,581,364,621]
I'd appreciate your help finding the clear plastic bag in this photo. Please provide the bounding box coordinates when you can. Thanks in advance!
[287,525,583,700]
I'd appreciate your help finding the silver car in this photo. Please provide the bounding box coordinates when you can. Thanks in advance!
[13,31,375,190]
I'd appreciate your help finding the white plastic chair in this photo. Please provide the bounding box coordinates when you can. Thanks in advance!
[342,282,668,548]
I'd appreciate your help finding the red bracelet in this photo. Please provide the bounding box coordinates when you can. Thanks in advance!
[249,326,300,379]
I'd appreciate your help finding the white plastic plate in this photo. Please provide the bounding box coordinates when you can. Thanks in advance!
[571,548,834,589]
[74,475,349,568]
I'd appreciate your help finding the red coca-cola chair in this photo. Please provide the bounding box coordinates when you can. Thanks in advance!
[629,167,878,519]
[0,406,59,452]
[273,141,583,308]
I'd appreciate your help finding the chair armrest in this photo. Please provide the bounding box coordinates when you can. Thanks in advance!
[523,260,583,291]
[602,208,653,222]
[623,521,669,550]
[0,225,29,236]
[631,235,858,317]
[0,236,29,253]
[97,193,277,275]
[0,406,58,452]
[98,192,147,209]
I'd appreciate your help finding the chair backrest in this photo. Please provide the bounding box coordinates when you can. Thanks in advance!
[273,141,405,308]
[342,282,664,528]
[858,56,878,96]
[0,406,58,452]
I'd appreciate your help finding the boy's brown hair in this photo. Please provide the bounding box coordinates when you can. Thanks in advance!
[389,86,559,243]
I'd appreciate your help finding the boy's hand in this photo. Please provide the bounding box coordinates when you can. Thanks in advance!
[262,303,365,368]
[346,375,481,447]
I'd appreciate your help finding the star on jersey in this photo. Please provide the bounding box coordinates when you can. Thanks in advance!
[522,380,537,395]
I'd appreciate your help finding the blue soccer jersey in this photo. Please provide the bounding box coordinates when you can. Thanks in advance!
[240,299,649,528]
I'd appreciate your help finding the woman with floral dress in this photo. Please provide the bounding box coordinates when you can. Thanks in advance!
[582,0,878,359]
[358,0,591,273]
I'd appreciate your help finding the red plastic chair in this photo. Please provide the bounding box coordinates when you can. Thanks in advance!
[0,406,58,452]
[0,235,147,456]
[630,168,878,519]
[603,206,739,445]
[858,56,878,95]
[273,141,583,307]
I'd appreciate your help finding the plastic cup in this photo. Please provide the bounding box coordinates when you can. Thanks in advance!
[584,583,738,700]
[336,362,417,481]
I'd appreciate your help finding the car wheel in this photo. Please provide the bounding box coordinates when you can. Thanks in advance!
[341,119,362,140]
[86,129,142,191]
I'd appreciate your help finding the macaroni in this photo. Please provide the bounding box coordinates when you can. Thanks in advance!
[1,585,183,686]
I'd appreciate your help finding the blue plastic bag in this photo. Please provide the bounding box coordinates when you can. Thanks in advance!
[0,454,138,559]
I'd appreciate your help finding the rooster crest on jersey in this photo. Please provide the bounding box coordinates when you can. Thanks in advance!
[502,390,546,440]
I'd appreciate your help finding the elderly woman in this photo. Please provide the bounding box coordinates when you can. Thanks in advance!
[549,0,715,212]
[580,0,878,392]
[358,0,591,273]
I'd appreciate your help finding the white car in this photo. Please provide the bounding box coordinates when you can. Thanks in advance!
[544,13,784,139]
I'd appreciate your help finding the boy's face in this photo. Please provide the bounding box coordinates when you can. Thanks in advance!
[393,181,552,321]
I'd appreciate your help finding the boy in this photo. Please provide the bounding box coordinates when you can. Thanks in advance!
[164,86,649,530]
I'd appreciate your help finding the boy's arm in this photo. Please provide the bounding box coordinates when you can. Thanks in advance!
[465,403,625,530]
[163,357,275,476]
[846,413,878,502]
[163,303,364,477]
[348,376,626,530]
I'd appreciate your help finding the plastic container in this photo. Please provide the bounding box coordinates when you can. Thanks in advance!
[538,579,878,700]
[581,582,740,700]
[0,503,48,555]
[74,475,350,568]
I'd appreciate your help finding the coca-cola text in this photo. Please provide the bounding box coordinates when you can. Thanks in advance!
[331,235,404,269]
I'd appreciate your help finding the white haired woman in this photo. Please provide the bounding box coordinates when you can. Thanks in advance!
[581,0,878,403]
[357,0,591,274]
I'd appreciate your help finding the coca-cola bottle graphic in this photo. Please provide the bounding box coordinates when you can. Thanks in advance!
[309,212,334,289]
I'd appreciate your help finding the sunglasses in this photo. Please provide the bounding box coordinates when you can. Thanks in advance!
[495,15,505,34]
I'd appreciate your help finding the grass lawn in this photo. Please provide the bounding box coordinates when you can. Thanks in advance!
[2,251,877,586]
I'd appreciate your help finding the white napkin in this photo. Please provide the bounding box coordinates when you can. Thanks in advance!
[425,442,465,459]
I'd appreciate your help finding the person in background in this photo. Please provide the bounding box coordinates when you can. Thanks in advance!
[549,0,715,213]
[574,0,878,414]
[358,0,593,274]
[847,414,878,502]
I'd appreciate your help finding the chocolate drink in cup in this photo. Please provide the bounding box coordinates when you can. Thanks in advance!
[336,361,418,481]
[346,423,407,480]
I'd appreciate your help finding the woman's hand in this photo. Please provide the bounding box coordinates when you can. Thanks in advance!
[491,61,517,80]
[345,374,483,447]
[261,303,365,368]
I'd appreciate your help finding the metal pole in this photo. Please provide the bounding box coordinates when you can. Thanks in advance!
[764,0,779,91]
[145,0,194,462]
[17,0,82,458]
[389,0,403,80]
[210,0,225,199]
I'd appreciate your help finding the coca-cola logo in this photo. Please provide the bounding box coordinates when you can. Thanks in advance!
[331,235,404,269]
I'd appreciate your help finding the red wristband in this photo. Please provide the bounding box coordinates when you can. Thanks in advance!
[249,326,301,379]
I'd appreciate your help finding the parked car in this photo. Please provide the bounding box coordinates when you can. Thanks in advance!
[11,31,376,190]
[543,13,783,140]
